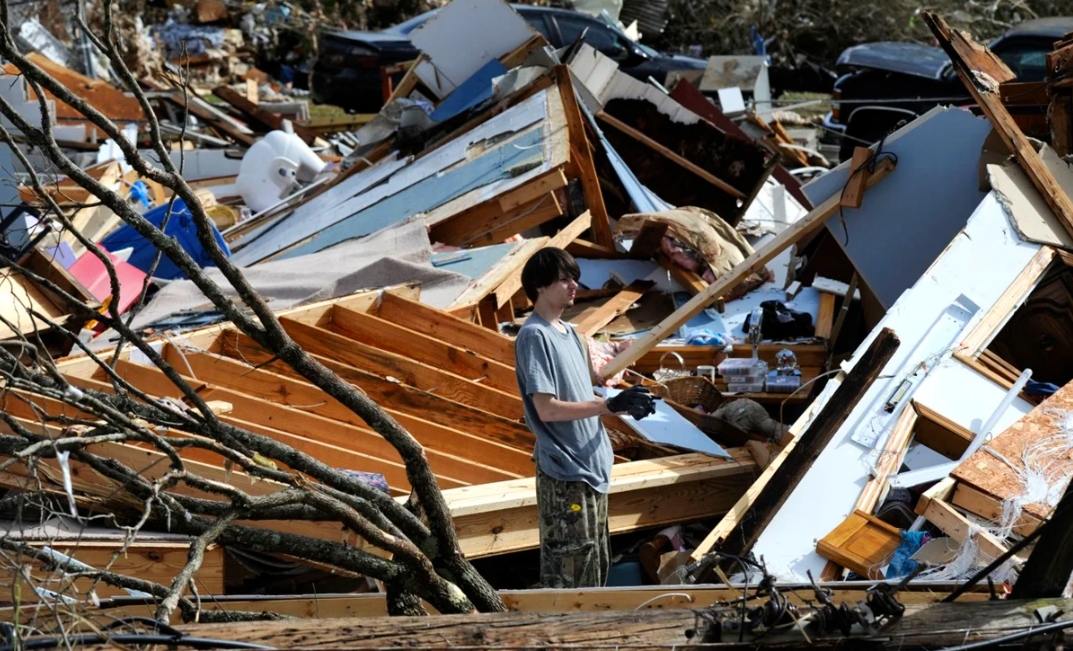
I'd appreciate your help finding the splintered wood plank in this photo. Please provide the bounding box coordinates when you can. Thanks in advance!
[814,292,837,340]
[213,85,318,144]
[162,349,525,482]
[952,379,1073,521]
[951,481,1041,538]
[428,168,568,246]
[79,364,427,491]
[602,158,895,378]
[919,494,1021,564]
[556,67,613,247]
[912,401,974,460]
[7,542,225,600]
[329,306,518,394]
[216,330,535,457]
[448,452,756,558]
[839,147,873,209]
[376,292,515,366]
[451,238,548,309]
[279,317,524,420]
[925,13,1073,239]
[596,111,745,199]
[492,210,593,308]
[574,280,654,336]
[817,510,902,579]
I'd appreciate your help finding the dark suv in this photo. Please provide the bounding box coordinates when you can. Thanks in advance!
[823,17,1073,160]
[312,5,707,112]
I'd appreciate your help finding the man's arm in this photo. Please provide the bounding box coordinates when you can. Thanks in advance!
[531,392,609,423]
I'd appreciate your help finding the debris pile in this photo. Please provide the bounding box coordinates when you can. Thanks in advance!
[2,1,1073,648]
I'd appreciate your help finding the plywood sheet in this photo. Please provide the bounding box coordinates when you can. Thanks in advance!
[952,380,1073,519]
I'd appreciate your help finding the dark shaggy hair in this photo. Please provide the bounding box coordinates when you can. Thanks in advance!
[521,247,581,302]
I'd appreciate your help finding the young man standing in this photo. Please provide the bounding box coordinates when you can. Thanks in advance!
[515,247,657,588]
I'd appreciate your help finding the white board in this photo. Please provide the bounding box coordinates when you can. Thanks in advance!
[601,388,731,458]
[410,0,535,91]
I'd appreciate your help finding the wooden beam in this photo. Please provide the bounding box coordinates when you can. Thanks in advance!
[81,363,431,491]
[691,328,899,561]
[814,292,837,340]
[602,158,896,378]
[176,599,1073,648]
[574,280,654,337]
[376,291,515,366]
[839,147,873,209]
[216,330,535,456]
[446,452,756,558]
[163,92,255,147]
[951,481,1041,538]
[213,85,317,144]
[279,316,524,420]
[92,581,984,622]
[492,209,593,309]
[428,168,569,246]
[329,305,518,394]
[1010,479,1073,598]
[556,67,613,247]
[566,239,626,260]
[451,238,548,309]
[162,349,527,481]
[919,493,1020,565]
[6,541,225,601]
[924,13,1073,240]
[597,111,746,200]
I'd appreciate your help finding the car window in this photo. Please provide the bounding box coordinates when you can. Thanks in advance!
[554,15,629,60]
[992,38,1051,81]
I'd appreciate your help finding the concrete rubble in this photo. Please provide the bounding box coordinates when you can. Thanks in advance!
[3,1,1073,648]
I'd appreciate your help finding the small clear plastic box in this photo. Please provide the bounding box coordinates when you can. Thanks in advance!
[766,375,802,393]
[717,358,765,376]
[725,381,765,393]
[724,373,766,385]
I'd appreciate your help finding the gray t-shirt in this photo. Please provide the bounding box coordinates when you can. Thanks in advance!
[515,312,613,493]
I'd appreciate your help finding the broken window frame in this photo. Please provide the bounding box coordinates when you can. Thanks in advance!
[952,245,1071,389]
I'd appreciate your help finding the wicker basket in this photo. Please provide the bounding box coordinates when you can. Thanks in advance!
[650,376,754,447]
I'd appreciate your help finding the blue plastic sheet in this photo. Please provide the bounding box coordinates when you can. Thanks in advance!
[100,199,230,281]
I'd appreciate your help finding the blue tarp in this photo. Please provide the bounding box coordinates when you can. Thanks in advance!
[100,199,230,281]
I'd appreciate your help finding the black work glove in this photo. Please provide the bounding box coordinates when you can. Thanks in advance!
[607,385,659,420]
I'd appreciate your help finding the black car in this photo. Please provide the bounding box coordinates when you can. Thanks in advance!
[823,17,1073,160]
[312,5,707,112]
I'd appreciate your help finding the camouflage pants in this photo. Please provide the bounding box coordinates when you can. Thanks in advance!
[536,466,609,589]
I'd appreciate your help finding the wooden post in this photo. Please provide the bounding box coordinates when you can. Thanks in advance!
[695,328,900,560]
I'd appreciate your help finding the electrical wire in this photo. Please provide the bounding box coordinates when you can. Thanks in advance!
[932,618,1073,651]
